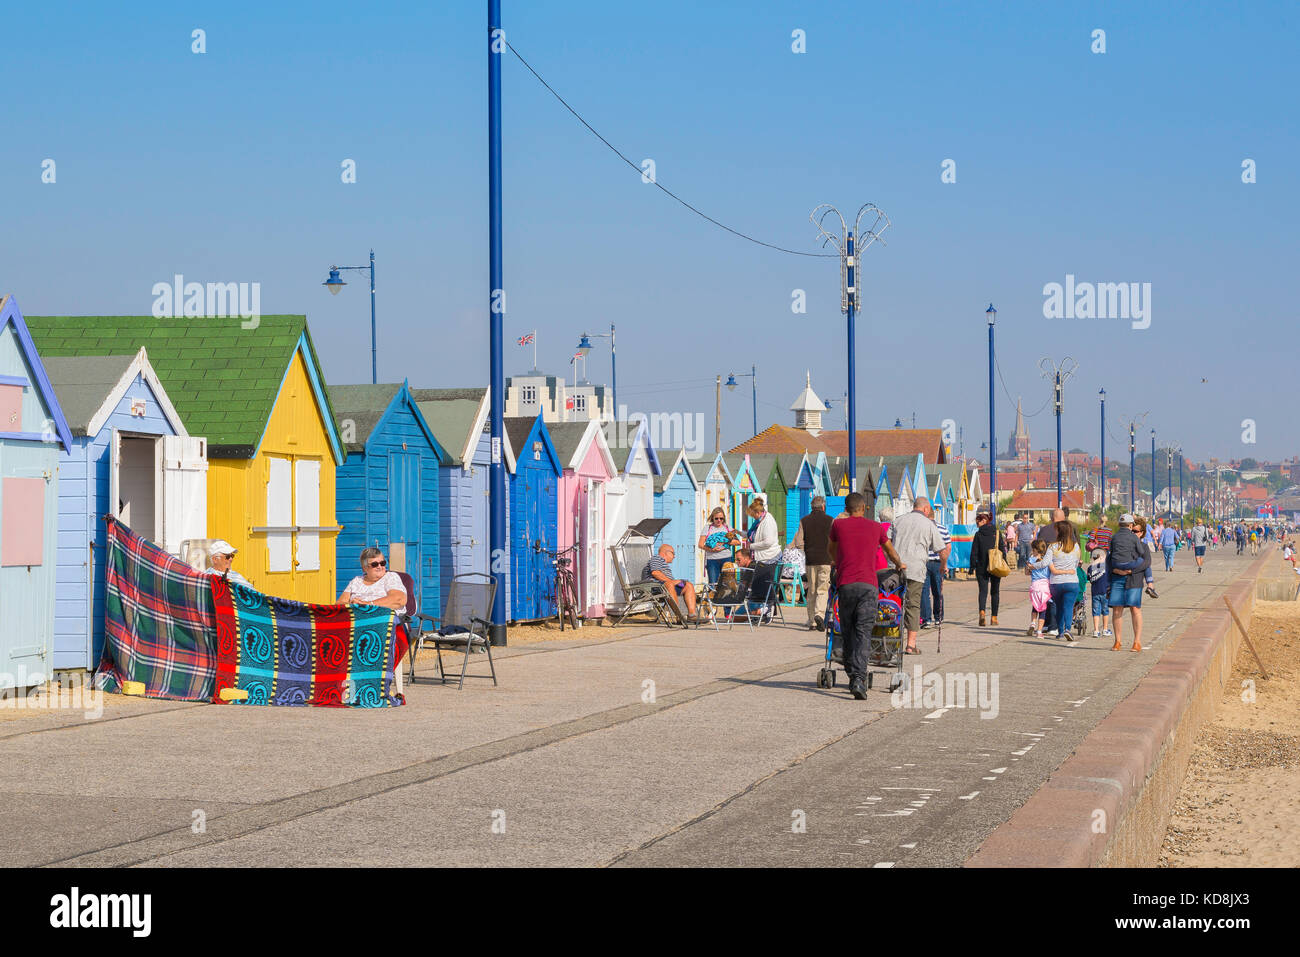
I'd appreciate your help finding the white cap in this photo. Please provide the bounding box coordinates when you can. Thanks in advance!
[1119,513,1135,524]
[208,539,237,557]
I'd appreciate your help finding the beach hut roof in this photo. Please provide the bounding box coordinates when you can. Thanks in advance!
[547,419,618,474]
[329,382,446,460]
[656,448,698,493]
[25,314,341,461]
[606,418,662,475]
[41,347,187,438]
[412,387,489,468]
[0,295,72,451]
[504,415,560,474]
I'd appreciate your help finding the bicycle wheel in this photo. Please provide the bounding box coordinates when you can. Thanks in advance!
[562,572,580,630]
[555,573,569,632]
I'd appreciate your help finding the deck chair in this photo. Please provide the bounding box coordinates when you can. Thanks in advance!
[406,573,498,689]
[610,541,685,627]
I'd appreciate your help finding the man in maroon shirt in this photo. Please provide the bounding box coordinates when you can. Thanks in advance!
[828,492,905,699]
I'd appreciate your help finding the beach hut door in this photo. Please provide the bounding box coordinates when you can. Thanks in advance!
[388,452,421,597]
[160,436,208,555]
[584,478,602,614]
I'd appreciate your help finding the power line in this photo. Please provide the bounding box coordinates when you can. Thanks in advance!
[507,41,836,260]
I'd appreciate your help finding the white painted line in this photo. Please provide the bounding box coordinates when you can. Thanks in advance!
[959,791,980,800]
[900,843,917,849]
[990,767,1007,774]
[873,862,896,868]
[982,776,996,781]
[924,708,949,719]
[1012,749,1029,756]
[1011,731,1045,738]
[903,763,916,767]
[909,801,926,807]
[881,787,941,791]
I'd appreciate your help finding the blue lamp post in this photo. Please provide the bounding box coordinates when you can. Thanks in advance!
[1150,429,1157,518]
[1178,448,1184,527]
[726,366,758,438]
[576,325,616,416]
[986,304,996,518]
[1099,389,1106,511]
[487,0,507,646]
[322,250,377,384]
[1129,421,1136,512]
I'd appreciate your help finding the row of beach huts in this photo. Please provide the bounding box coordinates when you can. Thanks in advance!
[0,300,989,687]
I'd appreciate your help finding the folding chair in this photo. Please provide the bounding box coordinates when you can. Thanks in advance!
[406,573,498,689]
[609,540,685,627]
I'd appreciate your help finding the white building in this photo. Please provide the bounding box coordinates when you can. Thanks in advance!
[505,372,612,423]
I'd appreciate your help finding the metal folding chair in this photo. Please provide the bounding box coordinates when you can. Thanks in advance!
[608,518,686,627]
[406,573,498,689]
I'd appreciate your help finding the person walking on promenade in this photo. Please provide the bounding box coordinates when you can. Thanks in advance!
[791,496,834,631]
[969,508,1008,627]
[920,511,952,629]
[1235,522,1247,555]
[1108,513,1152,652]
[1086,523,1114,639]
[1025,539,1052,638]
[741,498,781,619]
[1016,513,1035,569]
[1045,521,1082,642]
[1159,521,1178,571]
[1190,519,1210,573]
[1134,517,1159,598]
[828,492,903,699]
[892,497,949,653]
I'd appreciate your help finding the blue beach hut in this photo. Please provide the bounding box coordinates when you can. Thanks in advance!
[415,388,512,619]
[0,296,73,687]
[329,382,448,613]
[504,415,561,621]
[654,448,698,581]
[41,346,202,671]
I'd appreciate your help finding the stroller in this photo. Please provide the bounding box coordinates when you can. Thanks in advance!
[816,568,908,693]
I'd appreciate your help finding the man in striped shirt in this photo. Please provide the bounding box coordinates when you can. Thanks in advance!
[919,509,951,628]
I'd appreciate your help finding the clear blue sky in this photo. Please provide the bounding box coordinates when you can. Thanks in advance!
[3,1,1295,461]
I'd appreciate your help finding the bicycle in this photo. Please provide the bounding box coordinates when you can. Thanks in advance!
[535,543,581,631]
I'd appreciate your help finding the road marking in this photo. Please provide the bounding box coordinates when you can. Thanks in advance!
[1012,749,1029,756]
[959,791,980,800]
[900,842,917,849]
[990,767,1007,774]
[923,708,949,719]
[982,776,996,781]
[873,862,896,868]
[881,787,941,791]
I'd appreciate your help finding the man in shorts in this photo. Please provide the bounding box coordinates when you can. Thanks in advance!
[891,497,950,655]
[1190,520,1209,573]
[643,544,697,620]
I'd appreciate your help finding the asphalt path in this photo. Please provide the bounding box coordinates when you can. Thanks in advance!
[0,545,1263,867]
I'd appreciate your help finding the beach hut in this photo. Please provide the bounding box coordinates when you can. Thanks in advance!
[782,453,817,542]
[605,419,661,605]
[809,451,833,498]
[29,315,345,604]
[504,415,561,622]
[746,455,789,543]
[872,465,893,519]
[654,448,698,581]
[414,387,512,619]
[550,419,617,620]
[329,382,447,613]
[42,347,204,671]
[725,454,764,530]
[688,452,733,581]
[0,296,73,688]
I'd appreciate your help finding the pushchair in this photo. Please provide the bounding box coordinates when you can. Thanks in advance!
[816,568,908,693]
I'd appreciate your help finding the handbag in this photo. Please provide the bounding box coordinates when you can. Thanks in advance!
[987,545,1011,578]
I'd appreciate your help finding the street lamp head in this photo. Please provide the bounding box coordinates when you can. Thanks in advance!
[726,374,738,392]
[1099,388,1105,399]
[323,267,346,295]
[895,418,904,429]
[986,303,997,325]
[576,334,593,358]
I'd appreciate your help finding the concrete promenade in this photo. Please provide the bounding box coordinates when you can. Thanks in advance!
[0,546,1265,867]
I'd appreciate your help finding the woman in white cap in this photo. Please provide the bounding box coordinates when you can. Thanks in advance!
[206,540,251,586]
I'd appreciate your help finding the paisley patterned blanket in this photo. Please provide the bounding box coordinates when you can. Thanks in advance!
[211,576,407,707]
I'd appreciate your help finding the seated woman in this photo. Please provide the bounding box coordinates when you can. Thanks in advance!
[338,547,408,610]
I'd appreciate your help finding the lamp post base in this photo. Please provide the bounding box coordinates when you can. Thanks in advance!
[489,623,507,647]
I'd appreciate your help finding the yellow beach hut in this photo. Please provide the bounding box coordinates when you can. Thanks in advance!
[27,315,344,602]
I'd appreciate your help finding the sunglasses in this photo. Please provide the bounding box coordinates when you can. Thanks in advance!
[368,560,387,568]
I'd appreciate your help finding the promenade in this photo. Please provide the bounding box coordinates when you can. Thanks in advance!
[0,547,1262,867]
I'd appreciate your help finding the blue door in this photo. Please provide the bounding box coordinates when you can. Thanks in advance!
[389,452,421,605]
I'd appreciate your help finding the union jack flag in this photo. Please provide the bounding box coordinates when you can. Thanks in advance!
[516,333,535,346]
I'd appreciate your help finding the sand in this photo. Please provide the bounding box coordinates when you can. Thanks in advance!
[1160,598,1300,867]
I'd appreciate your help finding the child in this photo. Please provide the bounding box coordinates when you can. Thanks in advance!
[1087,547,1112,638]
[1283,540,1297,573]
[1026,539,1052,638]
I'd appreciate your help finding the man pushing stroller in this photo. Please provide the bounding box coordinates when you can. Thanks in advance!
[827,492,905,700]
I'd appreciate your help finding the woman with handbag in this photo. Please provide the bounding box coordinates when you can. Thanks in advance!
[968,509,1009,626]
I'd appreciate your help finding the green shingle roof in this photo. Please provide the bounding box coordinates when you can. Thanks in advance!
[327,383,402,452]
[26,315,335,457]
[40,354,137,436]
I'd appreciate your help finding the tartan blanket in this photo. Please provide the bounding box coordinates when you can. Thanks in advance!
[211,576,407,707]
[97,517,218,701]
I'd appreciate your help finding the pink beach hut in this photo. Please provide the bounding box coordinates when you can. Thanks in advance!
[549,419,617,620]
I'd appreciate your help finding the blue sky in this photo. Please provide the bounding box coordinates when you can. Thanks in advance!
[3,1,1296,461]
